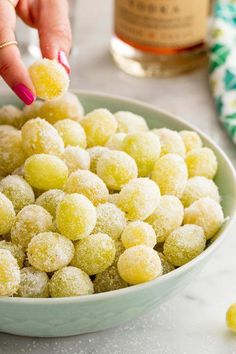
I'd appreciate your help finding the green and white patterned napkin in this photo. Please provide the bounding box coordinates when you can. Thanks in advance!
[209,0,236,143]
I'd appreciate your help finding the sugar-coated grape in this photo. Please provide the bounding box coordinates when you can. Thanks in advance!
[49,266,94,297]
[118,245,162,284]
[39,92,84,124]
[54,119,86,148]
[97,150,138,190]
[87,146,110,173]
[0,192,15,234]
[27,232,74,272]
[153,128,186,157]
[0,130,26,176]
[226,304,236,332]
[185,147,218,179]
[158,253,175,274]
[164,224,206,266]
[146,195,184,243]
[63,146,90,173]
[81,109,117,147]
[0,175,35,213]
[0,105,24,128]
[93,202,126,240]
[118,178,160,220]
[56,194,96,240]
[64,170,108,206]
[122,132,161,177]
[184,197,224,240]
[0,240,25,268]
[12,165,24,177]
[28,59,69,100]
[114,111,148,133]
[0,124,16,135]
[113,240,125,265]
[71,233,116,275]
[181,176,220,207]
[22,101,43,121]
[36,189,65,218]
[121,221,156,248]
[152,154,188,198]
[94,266,128,293]
[17,267,49,298]
[108,193,120,206]
[0,249,20,296]
[180,130,203,152]
[11,204,53,249]
[21,118,64,157]
[24,154,68,190]
[106,133,126,150]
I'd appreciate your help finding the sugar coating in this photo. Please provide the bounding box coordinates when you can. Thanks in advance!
[164,224,206,266]
[93,202,126,240]
[106,133,126,150]
[153,128,186,157]
[0,175,35,213]
[118,178,160,221]
[56,193,96,241]
[181,176,220,207]
[114,111,148,133]
[27,232,74,272]
[0,249,20,296]
[180,130,203,152]
[17,266,49,298]
[63,146,90,173]
[158,253,175,274]
[113,240,125,266]
[108,193,120,206]
[0,105,24,128]
[185,147,218,179]
[118,245,162,284]
[96,150,138,190]
[71,233,116,275]
[226,303,236,332]
[184,197,224,240]
[36,189,65,218]
[22,101,43,121]
[54,119,87,148]
[28,59,69,100]
[21,118,64,157]
[94,265,128,293]
[146,195,184,243]
[122,132,161,177]
[0,192,15,234]
[87,146,110,173]
[0,240,25,268]
[81,109,117,147]
[121,221,156,248]
[152,154,188,198]
[24,154,68,190]
[0,130,26,176]
[64,170,108,206]
[11,204,53,249]
[49,266,94,298]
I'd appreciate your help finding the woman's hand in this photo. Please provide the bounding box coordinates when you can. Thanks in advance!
[0,0,71,105]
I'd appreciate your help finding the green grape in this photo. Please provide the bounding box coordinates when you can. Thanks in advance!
[158,253,175,274]
[0,249,20,296]
[113,240,125,266]
[54,119,87,148]
[96,150,138,190]
[27,232,74,272]
[108,193,120,206]
[56,194,96,240]
[63,146,90,173]
[185,147,218,179]
[49,266,94,297]
[117,245,162,284]
[93,202,126,240]
[28,59,69,100]
[121,221,156,248]
[153,128,186,157]
[71,233,116,275]
[0,240,25,268]
[87,146,110,173]
[0,192,15,234]
[105,133,126,150]
[94,266,128,293]
[164,224,206,266]
[226,303,236,332]
[0,105,24,128]
[17,267,49,298]
[180,130,203,152]
[114,111,148,133]
[36,189,65,218]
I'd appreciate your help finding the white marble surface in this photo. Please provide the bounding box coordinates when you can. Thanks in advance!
[1,1,236,353]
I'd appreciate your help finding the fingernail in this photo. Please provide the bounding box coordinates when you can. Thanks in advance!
[58,50,70,74]
[13,84,36,105]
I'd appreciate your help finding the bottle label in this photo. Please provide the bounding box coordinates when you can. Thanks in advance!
[114,0,209,52]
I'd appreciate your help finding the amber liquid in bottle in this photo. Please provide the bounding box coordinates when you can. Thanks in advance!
[110,0,210,77]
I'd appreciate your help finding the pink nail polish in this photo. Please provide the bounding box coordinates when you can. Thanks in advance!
[58,50,71,74]
[13,84,36,105]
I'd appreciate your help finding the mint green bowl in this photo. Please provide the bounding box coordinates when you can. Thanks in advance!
[0,91,236,338]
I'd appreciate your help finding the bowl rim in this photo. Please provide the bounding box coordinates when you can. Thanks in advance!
[1,89,236,305]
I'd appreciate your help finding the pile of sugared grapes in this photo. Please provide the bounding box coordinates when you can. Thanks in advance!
[0,59,225,298]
